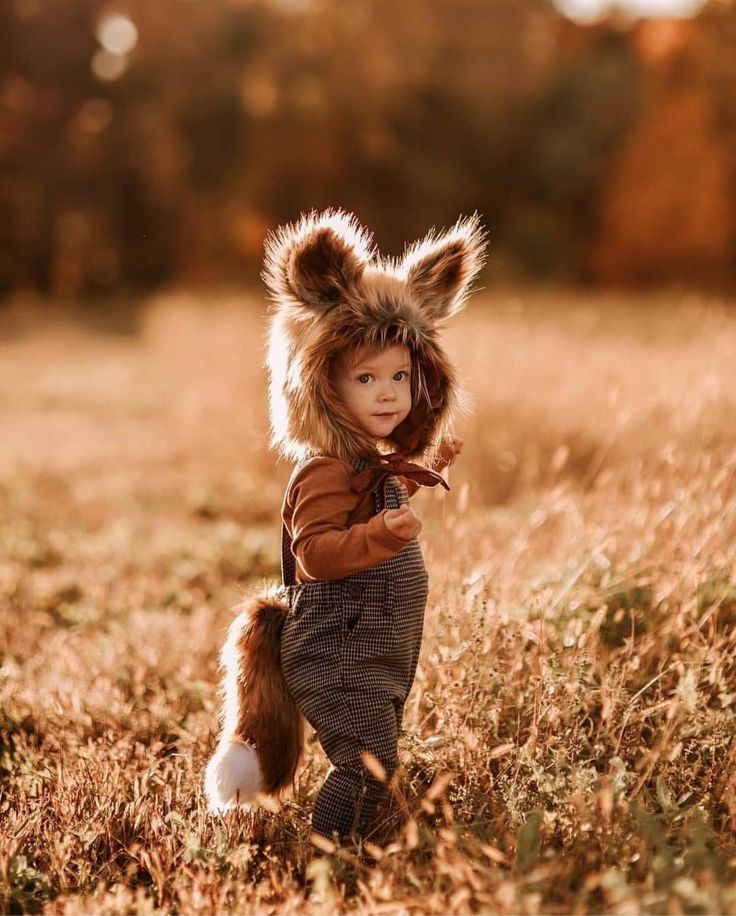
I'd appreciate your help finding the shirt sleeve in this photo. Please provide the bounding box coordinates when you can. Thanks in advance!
[287,457,412,581]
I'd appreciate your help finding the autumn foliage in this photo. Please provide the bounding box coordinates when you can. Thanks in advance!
[1,1,736,297]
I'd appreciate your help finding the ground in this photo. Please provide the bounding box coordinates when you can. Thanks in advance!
[1,288,735,914]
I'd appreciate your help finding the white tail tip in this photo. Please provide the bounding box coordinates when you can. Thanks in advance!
[204,741,263,812]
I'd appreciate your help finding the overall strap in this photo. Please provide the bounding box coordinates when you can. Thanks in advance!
[281,523,297,588]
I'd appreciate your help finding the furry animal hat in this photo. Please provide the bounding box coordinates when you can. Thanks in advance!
[264,209,486,465]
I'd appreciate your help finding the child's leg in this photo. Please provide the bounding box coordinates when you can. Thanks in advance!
[312,764,388,840]
[311,694,399,843]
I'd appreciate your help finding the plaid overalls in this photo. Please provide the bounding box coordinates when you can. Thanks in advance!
[279,458,429,841]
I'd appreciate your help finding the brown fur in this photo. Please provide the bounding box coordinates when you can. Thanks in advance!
[224,596,304,794]
[287,226,366,309]
[263,209,487,466]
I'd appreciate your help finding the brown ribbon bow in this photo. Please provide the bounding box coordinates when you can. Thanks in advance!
[351,452,450,495]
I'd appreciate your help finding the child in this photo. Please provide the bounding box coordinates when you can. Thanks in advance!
[204,209,486,845]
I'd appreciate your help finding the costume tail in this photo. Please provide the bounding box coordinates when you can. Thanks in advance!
[204,595,303,811]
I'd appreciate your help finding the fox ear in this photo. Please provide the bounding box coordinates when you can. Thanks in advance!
[263,209,374,311]
[400,214,487,322]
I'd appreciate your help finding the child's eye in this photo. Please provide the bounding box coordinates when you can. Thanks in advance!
[355,371,409,384]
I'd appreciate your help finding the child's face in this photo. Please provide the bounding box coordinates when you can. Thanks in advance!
[332,344,412,442]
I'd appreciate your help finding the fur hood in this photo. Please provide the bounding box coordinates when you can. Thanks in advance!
[263,209,486,466]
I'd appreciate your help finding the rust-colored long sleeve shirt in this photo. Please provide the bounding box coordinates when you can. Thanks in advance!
[282,450,452,583]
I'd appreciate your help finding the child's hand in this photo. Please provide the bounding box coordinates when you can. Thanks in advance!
[383,505,422,540]
[436,435,464,468]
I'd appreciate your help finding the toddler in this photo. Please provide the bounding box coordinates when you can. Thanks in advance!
[205,209,486,846]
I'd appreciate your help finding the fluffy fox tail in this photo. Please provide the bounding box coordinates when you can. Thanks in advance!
[204,595,303,811]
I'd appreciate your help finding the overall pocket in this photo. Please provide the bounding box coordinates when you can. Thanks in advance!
[342,574,394,637]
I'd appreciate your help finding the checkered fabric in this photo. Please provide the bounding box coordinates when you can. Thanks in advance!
[279,459,429,841]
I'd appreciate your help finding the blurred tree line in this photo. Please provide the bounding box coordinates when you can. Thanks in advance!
[0,0,734,299]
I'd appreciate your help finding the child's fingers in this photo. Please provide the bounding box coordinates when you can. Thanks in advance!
[384,505,421,537]
[386,505,410,518]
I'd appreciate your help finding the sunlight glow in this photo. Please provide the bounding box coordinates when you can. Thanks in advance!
[554,0,706,19]
[266,0,314,13]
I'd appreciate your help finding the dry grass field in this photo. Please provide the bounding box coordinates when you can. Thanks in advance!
[1,289,735,914]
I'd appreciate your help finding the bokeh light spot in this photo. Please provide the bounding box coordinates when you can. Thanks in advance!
[240,74,278,118]
[267,0,314,13]
[74,98,114,134]
[14,0,42,20]
[91,50,128,82]
[96,13,138,56]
